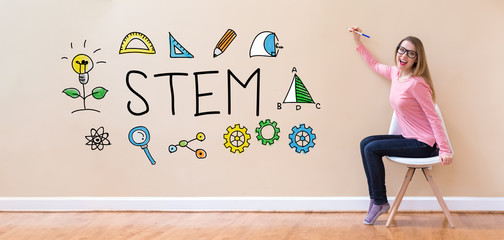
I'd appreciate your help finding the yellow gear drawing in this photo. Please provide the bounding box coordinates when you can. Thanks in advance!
[223,124,251,153]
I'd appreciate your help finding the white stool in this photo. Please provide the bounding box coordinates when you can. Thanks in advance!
[385,105,455,228]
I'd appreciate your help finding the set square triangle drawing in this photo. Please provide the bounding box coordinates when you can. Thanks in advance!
[283,67,315,104]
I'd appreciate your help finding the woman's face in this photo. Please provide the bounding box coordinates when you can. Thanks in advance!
[396,40,417,73]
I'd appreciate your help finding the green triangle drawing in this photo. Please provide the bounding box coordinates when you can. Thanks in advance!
[283,74,315,103]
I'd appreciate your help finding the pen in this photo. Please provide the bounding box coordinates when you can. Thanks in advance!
[347,28,370,38]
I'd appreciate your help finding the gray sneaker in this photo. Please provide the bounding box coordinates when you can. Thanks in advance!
[363,203,390,225]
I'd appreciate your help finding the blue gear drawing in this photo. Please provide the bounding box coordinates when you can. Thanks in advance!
[288,124,316,153]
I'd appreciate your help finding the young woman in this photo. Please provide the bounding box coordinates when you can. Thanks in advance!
[348,27,453,225]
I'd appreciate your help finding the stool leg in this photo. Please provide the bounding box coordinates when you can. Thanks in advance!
[422,168,456,228]
[386,168,415,227]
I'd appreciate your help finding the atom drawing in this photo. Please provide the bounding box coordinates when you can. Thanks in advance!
[85,126,111,151]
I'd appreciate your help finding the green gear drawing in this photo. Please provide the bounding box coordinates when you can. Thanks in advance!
[255,119,280,145]
[223,124,251,153]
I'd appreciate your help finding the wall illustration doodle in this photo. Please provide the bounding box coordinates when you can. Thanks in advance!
[213,29,237,58]
[119,32,156,54]
[169,132,207,159]
[289,124,316,154]
[223,124,251,153]
[249,31,283,57]
[61,31,322,160]
[255,119,280,145]
[85,126,111,151]
[278,67,321,110]
[125,68,261,117]
[62,41,108,113]
[128,126,156,165]
[169,32,194,58]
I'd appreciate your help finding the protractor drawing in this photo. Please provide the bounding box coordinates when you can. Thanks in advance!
[249,31,283,57]
[169,33,194,58]
[119,32,156,54]
[283,69,315,104]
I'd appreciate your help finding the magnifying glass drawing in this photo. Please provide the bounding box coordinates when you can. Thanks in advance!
[128,126,156,165]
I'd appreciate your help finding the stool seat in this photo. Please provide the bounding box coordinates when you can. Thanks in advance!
[386,156,440,168]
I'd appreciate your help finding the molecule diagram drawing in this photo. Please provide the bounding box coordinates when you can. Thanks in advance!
[169,132,207,159]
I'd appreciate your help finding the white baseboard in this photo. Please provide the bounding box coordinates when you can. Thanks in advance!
[0,197,503,212]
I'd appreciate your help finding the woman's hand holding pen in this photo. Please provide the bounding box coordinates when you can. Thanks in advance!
[348,26,362,45]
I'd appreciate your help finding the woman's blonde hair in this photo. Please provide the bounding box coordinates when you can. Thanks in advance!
[395,36,436,101]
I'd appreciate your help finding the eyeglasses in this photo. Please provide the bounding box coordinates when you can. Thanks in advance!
[397,46,417,59]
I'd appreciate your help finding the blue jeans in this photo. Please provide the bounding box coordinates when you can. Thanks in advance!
[360,135,439,205]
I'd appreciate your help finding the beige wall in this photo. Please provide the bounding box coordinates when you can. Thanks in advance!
[0,0,503,198]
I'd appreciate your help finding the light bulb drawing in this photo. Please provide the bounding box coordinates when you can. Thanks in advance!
[72,54,94,84]
[62,40,108,114]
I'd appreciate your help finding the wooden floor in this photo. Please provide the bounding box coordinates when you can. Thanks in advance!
[0,211,503,240]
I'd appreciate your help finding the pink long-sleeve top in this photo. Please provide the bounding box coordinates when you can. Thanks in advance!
[356,43,451,156]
